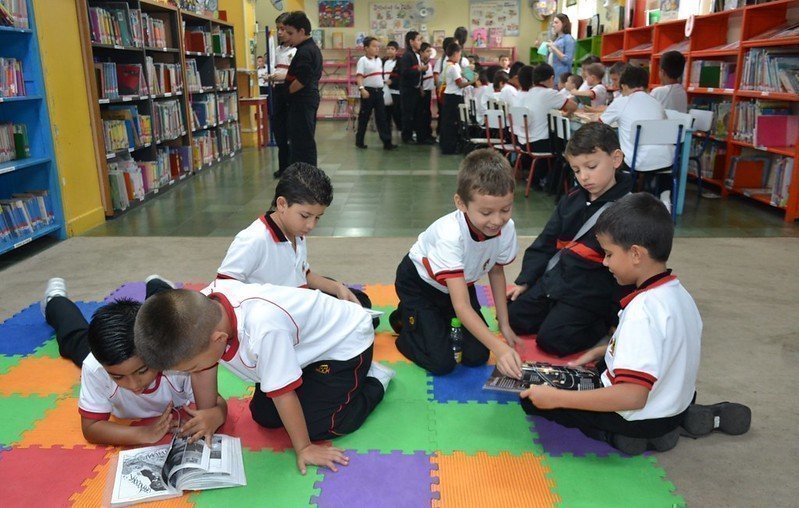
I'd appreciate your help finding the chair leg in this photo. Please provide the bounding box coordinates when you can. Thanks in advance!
[513,151,522,180]
[525,156,536,198]
[690,155,703,202]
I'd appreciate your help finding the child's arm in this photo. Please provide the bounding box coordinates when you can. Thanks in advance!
[81,404,177,446]
[306,271,360,304]
[570,89,592,97]
[521,383,648,413]
[488,264,519,348]
[272,390,349,474]
[185,366,228,444]
[447,277,523,379]
[567,344,607,367]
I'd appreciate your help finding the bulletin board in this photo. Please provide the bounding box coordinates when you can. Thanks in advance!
[469,0,521,36]
[370,2,416,41]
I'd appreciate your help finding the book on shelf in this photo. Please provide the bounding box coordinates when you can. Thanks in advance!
[215,68,235,89]
[749,21,799,42]
[0,57,25,97]
[211,27,233,54]
[102,119,131,152]
[741,48,799,93]
[142,13,167,48]
[185,58,203,93]
[217,92,238,123]
[725,155,771,190]
[102,105,153,149]
[152,99,185,143]
[755,115,798,148]
[0,122,29,162]
[483,362,602,394]
[87,3,143,47]
[146,58,183,96]
[216,122,241,157]
[137,150,171,193]
[689,61,736,89]
[110,434,246,507]
[689,139,726,179]
[0,0,29,29]
[331,32,344,49]
[661,39,690,54]
[184,26,212,53]
[771,157,794,207]
[472,28,487,48]
[116,63,147,96]
[192,129,218,167]
[108,154,145,205]
[488,28,504,49]
[191,94,217,129]
[0,190,55,242]
[94,61,119,99]
[734,100,793,144]
[311,29,324,49]
[162,145,190,178]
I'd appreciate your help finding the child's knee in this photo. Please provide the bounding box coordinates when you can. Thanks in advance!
[428,358,457,376]
[251,410,283,429]
[535,329,575,357]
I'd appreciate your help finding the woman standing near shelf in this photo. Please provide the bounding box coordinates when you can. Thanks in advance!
[268,12,297,178]
[546,14,575,84]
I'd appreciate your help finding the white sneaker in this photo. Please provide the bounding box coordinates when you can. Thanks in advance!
[145,274,175,289]
[41,278,68,316]
[367,361,396,391]
[660,190,672,214]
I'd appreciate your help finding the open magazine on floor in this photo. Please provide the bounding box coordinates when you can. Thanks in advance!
[111,428,246,507]
[483,362,602,394]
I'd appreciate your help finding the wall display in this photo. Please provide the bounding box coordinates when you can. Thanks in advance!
[469,0,520,36]
[659,0,679,21]
[370,2,416,39]
[318,0,354,28]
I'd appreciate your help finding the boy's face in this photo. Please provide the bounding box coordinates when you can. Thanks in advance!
[565,78,576,91]
[104,356,159,394]
[567,148,621,201]
[275,198,327,238]
[597,233,638,286]
[276,23,287,43]
[585,73,600,86]
[284,25,306,47]
[421,47,432,61]
[365,40,381,57]
[455,191,514,237]
[610,72,620,87]
[410,34,422,51]
[499,56,509,68]
[256,56,264,68]
[386,46,397,59]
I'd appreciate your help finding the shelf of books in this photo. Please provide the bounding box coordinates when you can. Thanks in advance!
[76,0,240,217]
[0,0,66,255]
[318,48,354,120]
[601,0,799,221]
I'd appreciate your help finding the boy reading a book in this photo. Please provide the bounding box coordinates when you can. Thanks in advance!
[507,123,632,356]
[133,280,393,474]
[389,149,522,378]
[521,192,750,454]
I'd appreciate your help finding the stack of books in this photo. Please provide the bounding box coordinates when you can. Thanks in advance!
[142,13,167,48]
[101,105,152,150]
[0,0,29,29]
[689,60,736,89]
[186,59,203,93]
[88,3,143,47]
[146,57,183,95]
[184,26,212,53]
[0,191,55,243]
[733,100,793,144]
[153,99,185,142]
[211,27,233,54]
[215,68,235,89]
[217,92,237,123]
[192,130,217,168]
[216,122,241,157]
[0,122,29,163]
[0,57,26,97]
[740,48,799,93]
[191,94,218,130]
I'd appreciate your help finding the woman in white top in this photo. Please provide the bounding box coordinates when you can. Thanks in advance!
[439,43,475,154]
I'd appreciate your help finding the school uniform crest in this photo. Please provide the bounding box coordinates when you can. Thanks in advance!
[315,364,330,374]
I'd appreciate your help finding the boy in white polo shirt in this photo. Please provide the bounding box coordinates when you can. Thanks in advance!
[650,50,688,113]
[511,64,577,153]
[521,193,750,454]
[355,36,396,150]
[134,279,391,474]
[390,149,523,378]
[571,62,608,108]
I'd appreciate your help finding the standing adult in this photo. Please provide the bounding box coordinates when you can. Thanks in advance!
[546,14,576,83]
[399,31,426,144]
[284,11,323,167]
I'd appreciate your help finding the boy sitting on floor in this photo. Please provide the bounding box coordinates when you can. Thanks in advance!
[389,149,522,379]
[521,192,751,454]
[133,279,393,474]
[507,122,632,357]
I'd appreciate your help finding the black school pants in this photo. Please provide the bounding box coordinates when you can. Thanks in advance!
[400,86,420,142]
[287,98,319,166]
[438,94,463,154]
[393,254,490,375]
[507,283,611,357]
[417,90,433,142]
[45,278,173,368]
[355,87,391,147]
[270,84,291,173]
[249,344,385,440]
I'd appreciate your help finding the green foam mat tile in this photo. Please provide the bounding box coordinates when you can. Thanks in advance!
[334,399,434,454]
[382,361,431,402]
[431,401,542,455]
[191,449,322,507]
[0,355,22,375]
[545,454,685,507]
[218,364,254,399]
[0,394,59,446]
[373,305,397,333]
[31,337,60,359]
[481,306,498,332]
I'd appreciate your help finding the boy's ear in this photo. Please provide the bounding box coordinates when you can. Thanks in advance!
[611,149,624,170]
[211,330,228,345]
[275,196,288,211]
[629,244,648,264]
[453,193,467,212]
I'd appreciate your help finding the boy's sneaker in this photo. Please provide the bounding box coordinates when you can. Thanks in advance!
[367,361,396,391]
[145,274,175,288]
[611,427,680,455]
[41,278,68,316]
[682,402,751,437]
[388,309,402,334]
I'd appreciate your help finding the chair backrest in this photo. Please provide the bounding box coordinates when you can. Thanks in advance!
[630,119,686,146]
[688,108,714,132]
[468,98,478,123]
[484,109,505,130]
[508,106,531,135]
[665,109,694,129]
[548,111,571,142]
[486,97,499,110]
[458,103,468,124]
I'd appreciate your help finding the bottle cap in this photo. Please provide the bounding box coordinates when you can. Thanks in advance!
[451,318,462,327]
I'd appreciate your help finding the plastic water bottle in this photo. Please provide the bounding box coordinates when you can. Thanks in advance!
[450,318,463,364]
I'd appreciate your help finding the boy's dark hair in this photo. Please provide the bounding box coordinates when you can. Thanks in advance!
[283,11,312,35]
[585,62,605,80]
[134,290,222,371]
[275,12,291,25]
[619,64,649,89]
[492,70,509,91]
[386,40,399,50]
[363,36,378,48]
[518,65,534,90]
[565,122,621,158]
[609,61,627,76]
[581,55,601,66]
[445,42,461,58]
[271,162,333,210]
[477,69,489,85]
[441,37,455,54]
[87,299,141,366]
[509,61,525,78]
[405,30,419,49]
[420,41,431,53]
[456,148,515,202]
[568,74,584,88]
[499,54,509,61]
[594,193,674,262]
[660,50,686,80]
[454,26,468,46]
[559,72,571,84]
[532,63,554,85]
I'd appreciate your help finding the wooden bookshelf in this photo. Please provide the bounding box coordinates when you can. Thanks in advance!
[600,1,799,222]
[75,0,240,217]
[0,0,67,256]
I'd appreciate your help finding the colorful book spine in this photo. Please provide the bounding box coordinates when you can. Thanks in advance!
[0,57,26,97]
[0,0,29,29]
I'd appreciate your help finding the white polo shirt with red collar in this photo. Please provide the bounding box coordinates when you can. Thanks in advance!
[408,210,517,294]
[510,84,569,145]
[201,279,374,397]
[78,353,194,420]
[217,214,309,287]
[356,55,385,88]
[602,272,702,421]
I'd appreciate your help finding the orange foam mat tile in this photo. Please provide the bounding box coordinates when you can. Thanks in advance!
[361,284,399,307]
[373,332,411,363]
[0,356,80,397]
[431,452,560,508]
[18,397,107,449]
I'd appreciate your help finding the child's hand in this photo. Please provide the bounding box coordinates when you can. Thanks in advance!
[360,88,370,99]
[335,283,361,304]
[506,284,528,301]
[296,443,350,475]
[495,345,523,380]
[520,385,560,410]
[499,325,520,348]
[180,406,225,444]
[139,403,177,444]
[566,344,606,367]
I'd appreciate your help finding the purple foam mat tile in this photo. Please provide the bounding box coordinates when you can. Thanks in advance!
[475,284,493,308]
[104,281,184,303]
[529,416,618,457]
[313,450,435,508]
[348,284,365,292]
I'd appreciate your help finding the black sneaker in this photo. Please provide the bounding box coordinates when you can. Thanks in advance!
[383,143,398,150]
[611,427,680,455]
[682,402,751,437]
[273,169,284,178]
[356,143,368,149]
[388,309,402,334]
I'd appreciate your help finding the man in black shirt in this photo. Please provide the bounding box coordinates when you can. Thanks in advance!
[399,31,427,144]
[283,11,323,170]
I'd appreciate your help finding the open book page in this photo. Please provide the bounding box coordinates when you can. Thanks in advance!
[179,435,247,491]
[111,444,180,507]
[483,362,602,394]
[162,435,211,489]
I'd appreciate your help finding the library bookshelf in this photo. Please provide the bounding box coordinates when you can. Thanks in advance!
[600,0,799,222]
[0,0,67,256]
[75,0,241,217]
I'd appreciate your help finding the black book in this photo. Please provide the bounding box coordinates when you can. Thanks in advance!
[483,362,602,394]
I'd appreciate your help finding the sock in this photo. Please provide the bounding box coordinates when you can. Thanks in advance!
[367,362,396,391]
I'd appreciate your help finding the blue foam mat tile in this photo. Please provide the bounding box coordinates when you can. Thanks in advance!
[430,364,521,404]
[1,304,42,326]
[0,301,105,356]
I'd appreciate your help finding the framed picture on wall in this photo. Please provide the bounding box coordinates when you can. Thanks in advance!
[566,0,577,6]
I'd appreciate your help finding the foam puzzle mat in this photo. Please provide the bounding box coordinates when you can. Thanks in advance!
[0,282,684,506]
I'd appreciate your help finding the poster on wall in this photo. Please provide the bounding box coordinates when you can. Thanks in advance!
[469,0,520,37]
[370,2,416,41]
[318,0,354,28]
[659,0,679,21]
